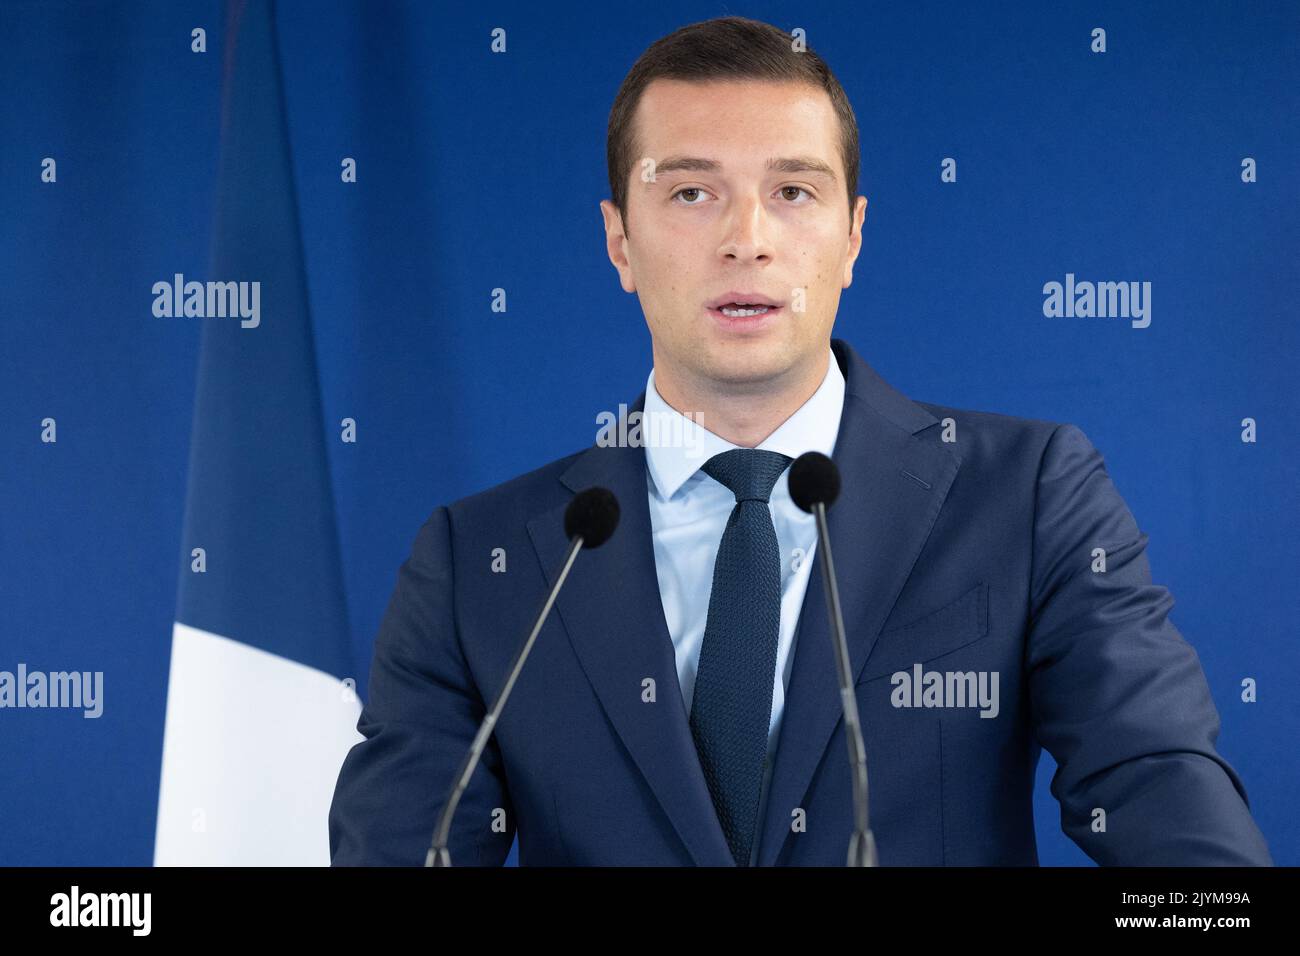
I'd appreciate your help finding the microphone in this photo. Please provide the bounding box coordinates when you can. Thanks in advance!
[425,487,620,866]
[789,452,878,867]
[563,486,620,548]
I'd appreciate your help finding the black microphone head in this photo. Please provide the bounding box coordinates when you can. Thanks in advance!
[564,487,620,548]
[789,451,841,513]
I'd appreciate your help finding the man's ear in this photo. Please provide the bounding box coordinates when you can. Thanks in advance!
[600,199,636,293]
[842,195,868,288]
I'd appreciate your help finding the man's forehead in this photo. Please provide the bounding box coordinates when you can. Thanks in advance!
[632,78,841,175]
[637,77,834,128]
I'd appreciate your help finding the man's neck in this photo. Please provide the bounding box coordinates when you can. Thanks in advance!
[652,347,831,448]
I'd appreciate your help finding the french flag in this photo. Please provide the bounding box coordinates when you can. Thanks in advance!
[153,0,363,866]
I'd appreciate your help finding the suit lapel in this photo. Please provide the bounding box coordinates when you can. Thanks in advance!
[755,339,962,866]
[526,396,735,867]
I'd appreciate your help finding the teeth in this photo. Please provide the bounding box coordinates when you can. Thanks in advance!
[720,305,770,317]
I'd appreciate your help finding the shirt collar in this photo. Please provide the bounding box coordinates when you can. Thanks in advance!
[643,346,845,501]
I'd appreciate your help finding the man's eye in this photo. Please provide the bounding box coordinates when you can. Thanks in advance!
[671,186,812,205]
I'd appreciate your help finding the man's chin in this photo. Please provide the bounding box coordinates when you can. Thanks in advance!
[696,343,800,389]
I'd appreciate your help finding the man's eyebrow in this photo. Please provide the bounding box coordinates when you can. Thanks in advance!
[652,155,838,182]
[766,156,838,181]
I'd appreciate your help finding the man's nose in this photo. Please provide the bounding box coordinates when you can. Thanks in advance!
[718,195,775,261]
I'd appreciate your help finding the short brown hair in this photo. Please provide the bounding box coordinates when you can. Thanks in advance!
[607,16,861,236]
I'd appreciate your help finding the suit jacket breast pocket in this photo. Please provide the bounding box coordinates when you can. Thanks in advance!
[857,582,989,684]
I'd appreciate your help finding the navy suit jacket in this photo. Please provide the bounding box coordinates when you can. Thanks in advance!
[329,338,1272,866]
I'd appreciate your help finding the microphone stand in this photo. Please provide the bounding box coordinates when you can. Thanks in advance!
[425,534,585,867]
[812,501,878,867]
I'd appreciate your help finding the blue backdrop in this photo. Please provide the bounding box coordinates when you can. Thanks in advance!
[0,0,1295,865]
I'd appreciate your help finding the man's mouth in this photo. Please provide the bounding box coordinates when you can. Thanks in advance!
[706,292,784,323]
[717,303,774,317]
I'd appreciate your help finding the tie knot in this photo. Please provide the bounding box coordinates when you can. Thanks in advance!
[701,448,792,504]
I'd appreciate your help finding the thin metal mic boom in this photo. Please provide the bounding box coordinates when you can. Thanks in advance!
[812,501,878,867]
[425,533,585,867]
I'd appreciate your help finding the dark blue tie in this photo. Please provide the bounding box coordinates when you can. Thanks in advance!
[689,447,793,866]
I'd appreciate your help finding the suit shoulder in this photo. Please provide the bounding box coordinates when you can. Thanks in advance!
[910,400,1074,472]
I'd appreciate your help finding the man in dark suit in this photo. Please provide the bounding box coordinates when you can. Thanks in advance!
[328,16,1272,866]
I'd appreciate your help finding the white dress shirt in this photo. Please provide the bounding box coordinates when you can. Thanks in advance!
[642,347,846,864]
